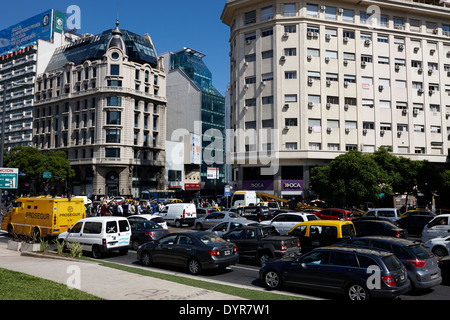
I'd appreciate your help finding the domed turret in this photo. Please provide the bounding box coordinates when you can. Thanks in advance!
[107,19,126,52]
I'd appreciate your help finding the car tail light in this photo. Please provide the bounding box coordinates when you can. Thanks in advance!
[145,231,154,237]
[102,239,106,246]
[209,249,221,256]
[382,275,396,287]
[395,231,400,238]
[281,243,287,252]
[405,258,426,268]
[233,246,237,253]
[297,241,301,248]
[182,209,186,219]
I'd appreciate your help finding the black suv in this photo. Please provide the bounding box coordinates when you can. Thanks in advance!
[336,236,442,291]
[260,246,410,300]
[242,206,273,222]
[352,218,408,238]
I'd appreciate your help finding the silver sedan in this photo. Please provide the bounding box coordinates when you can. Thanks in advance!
[194,211,246,230]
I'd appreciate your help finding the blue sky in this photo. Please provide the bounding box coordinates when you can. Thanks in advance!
[0,0,230,94]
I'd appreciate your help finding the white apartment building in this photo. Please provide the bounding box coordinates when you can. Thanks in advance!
[0,10,72,150]
[222,0,450,198]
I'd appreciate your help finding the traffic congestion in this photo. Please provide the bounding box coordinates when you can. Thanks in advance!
[1,191,450,301]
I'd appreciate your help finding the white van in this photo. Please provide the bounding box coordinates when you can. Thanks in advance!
[158,203,197,227]
[421,214,450,242]
[230,191,259,208]
[363,208,402,222]
[58,217,131,258]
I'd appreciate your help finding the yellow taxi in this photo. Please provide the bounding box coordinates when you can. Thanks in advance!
[287,220,356,253]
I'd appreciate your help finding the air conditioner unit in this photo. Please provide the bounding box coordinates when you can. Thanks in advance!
[338,8,344,13]
[307,31,314,37]
[345,128,350,133]
[280,55,286,61]
[402,109,408,115]
[284,104,289,108]
[244,61,249,67]
[343,37,349,42]
[428,68,434,74]
[243,106,249,111]
[380,130,385,135]
[284,125,290,130]
[261,80,266,86]
[344,104,349,110]
[325,57,330,62]
[418,88,424,93]
[307,55,312,60]
[379,85,384,91]
[343,59,349,65]
[246,40,252,45]
[418,67,423,73]
[413,109,419,115]
[325,34,331,40]
[244,84,249,90]
[327,127,332,133]
[447,71,450,77]
[283,32,289,38]
[344,81,349,87]
[308,126,313,131]
[308,78,314,84]
[363,129,368,134]
[320,5,326,10]
[361,61,367,66]
[395,65,400,71]
[433,28,438,34]
[308,102,314,108]
[326,103,331,108]
[326,80,331,86]
[364,39,371,45]
[429,89,434,95]
[397,131,402,136]
[398,44,404,50]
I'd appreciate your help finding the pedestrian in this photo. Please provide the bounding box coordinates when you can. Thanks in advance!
[117,202,123,216]
[86,203,94,217]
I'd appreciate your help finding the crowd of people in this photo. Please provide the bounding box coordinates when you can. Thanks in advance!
[86,199,168,217]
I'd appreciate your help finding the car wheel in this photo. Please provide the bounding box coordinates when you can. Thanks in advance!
[132,239,141,250]
[258,252,272,266]
[175,220,182,228]
[195,223,203,230]
[264,270,282,290]
[141,251,153,267]
[92,245,102,259]
[347,283,370,301]
[187,258,202,275]
[432,246,448,258]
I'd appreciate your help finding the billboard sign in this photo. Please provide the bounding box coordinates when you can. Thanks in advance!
[190,133,201,165]
[207,167,219,180]
[0,168,19,189]
[0,9,53,53]
[54,11,66,34]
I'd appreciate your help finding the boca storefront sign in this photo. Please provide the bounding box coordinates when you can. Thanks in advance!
[242,180,274,191]
[281,180,304,191]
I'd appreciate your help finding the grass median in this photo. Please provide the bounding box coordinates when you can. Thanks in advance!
[0,268,102,300]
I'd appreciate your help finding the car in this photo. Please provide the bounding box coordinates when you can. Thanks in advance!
[286,220,356,253]
[438,256,450,284]
[58,216,131,259]
[336,236,442,291]
[136,231,238,275]
[315,208,354,221]
[424,235,450,257]
[158,203,197,227]
[363,208,402,222]
[396,214,434,236]
[222,224,301,265]
[129,220,170,250]
[242,206,273,222]
[401,209,435,218]
[260,246,410,300]
[196,207,219,219]
[260,212,320,235]
[206,218,256,237]
[128,214,168,229]
[421,214,450,243]
[352,219,407,238]
[194,211,245,230]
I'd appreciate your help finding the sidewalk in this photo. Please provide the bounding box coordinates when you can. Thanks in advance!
[0,241,245,300]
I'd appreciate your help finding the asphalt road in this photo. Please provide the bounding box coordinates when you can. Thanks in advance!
[1,227,449,300]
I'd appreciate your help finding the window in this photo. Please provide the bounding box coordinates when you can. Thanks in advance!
[308,118,321,132]
[361,55,372,63]
[308,95,321,104]
[325,6,337,20]
[262,50,273,59]
[327,120,339,128]
[107,96,122,106]
[285,118,298,126]
[285,94,298,103]
[308,71,320,81]
[306,4,319,17]
[325,50,338,59]
[411,60,422,68]
[284,4,296,17]
[362,99,374,108]
[284,25,296,33]
[430,104,440,112]
[328,143,339,151]
[261,6,273,21]
[326,73,338,82]
[395,80,407,88]
[245,98,256,107]
[110,65,120,75]
[309,142,321,150]
[394,17,405,30]
[363,122,375,130]
[360,12,370,24]
[343,52,355,61]
[379,100,391,109]
[106,129,121,143]
[285,71,297,79]
[245,54,256,63]
[262,96,274,104]
[262,73,273,81]
[379,78,390,87]
[262,28,273,37]
[378,56,389,65]
[245,32,256,42]
[342,9,354,22]
[284,48,297,56]
[106,111,121,125]
[245,76,256,85]
[325,28,337,37]
[105,148,120,158]
[285,142,298,150]
[244,10,256,25]
[107,80,122,87]
[377,35,389,43]
[360,33,372,41]
[397,124,408,132]
[307,48,320,57]
[380,123,392,131]
[345,121,357,129]
[431,126,441,133]
[343,30,355,39]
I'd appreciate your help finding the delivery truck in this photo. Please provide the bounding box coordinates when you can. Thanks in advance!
[1,197,86,239]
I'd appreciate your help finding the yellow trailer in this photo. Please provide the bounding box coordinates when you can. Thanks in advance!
[1,197,86,239]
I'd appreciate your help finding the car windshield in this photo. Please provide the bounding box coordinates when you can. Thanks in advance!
[307,215,320,221]
[227,212,241,218]
[382,255,403,271]
[198,233,227,244]
[142,221,162,229]
[407,245,433,259]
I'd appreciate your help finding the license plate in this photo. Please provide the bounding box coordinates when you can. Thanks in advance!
[109,242,117,246]
[224,250,231,255]
[431,273,439,280]
[400,274,405,281]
